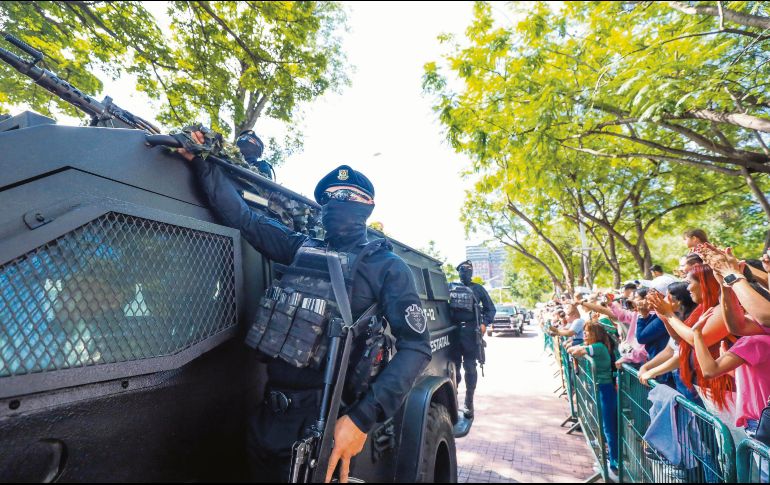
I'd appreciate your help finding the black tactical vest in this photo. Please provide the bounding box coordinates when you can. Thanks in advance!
[245,240,391,386]
[449,283,476,312]
[244,245,351,369]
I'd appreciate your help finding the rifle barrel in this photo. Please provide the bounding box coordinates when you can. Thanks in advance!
[1,34,159,133]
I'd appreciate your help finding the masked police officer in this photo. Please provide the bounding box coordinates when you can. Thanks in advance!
[449,260,495,418]
[235,129,275,180]
[177,131,431,483]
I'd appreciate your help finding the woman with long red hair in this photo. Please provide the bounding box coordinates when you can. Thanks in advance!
[648,264,736,411]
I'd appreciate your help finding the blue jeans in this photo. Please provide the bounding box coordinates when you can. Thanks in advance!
[599,382,619,469]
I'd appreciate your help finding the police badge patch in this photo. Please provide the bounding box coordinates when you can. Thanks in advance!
[338,169,349,181]
[404,304,427,334]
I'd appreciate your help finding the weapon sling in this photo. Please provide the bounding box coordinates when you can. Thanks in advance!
[290,241,382,483]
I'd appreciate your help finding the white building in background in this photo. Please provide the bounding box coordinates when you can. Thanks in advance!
[465,245,508,289]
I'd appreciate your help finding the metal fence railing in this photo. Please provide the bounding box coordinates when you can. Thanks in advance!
[572,353,609,483]
[618,364,737,483]
[737,437,770,483]
[558,340,578,430]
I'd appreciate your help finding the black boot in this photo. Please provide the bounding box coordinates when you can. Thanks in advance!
[463,389,475,419]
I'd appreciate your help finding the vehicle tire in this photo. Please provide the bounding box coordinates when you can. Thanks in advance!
[415,403,457,483]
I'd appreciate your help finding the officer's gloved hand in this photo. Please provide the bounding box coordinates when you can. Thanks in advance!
[174,124,223,161]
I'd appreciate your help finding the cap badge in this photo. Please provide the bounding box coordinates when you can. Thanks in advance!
[338,169,349,181]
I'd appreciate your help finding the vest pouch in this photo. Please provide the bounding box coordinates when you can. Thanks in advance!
[449,284,475,312]
[244,294,279,350]
[258,289,302,358]
[278,306,328,368]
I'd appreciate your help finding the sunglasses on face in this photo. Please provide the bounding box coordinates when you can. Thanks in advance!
[320,188,374,205]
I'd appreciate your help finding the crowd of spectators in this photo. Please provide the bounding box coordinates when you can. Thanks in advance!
[537,228,770,479]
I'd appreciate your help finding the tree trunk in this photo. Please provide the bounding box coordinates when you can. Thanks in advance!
[501,240,567,294]
[631,193,654,278]
[741,167,770,224]
[507,201,575,293]
[608,235,622,289]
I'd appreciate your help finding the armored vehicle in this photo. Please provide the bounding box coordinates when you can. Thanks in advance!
[0,111,465,483]
[0,34,466,484]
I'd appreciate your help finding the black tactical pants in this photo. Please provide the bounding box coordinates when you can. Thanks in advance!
[452,326,479,392]
[247,401,319,483]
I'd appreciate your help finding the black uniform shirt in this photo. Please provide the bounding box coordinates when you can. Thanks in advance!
[191,158,431,433]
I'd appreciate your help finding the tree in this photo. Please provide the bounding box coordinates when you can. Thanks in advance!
[423,1,768,301]
[0,1,349,160]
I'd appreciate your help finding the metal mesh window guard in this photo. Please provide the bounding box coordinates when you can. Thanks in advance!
[1,212,237,378]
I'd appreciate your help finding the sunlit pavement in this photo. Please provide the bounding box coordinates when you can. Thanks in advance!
[456,327,596,483]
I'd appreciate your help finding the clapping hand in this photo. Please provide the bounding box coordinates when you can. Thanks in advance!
[694,243,742,278]
[691,319,706,335]
[647,291,674,317]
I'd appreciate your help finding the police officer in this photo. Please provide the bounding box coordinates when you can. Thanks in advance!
[178,131,431,483]
[449,260,495,418]
[235,129,274,180]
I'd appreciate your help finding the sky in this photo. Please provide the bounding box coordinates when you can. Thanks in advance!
[264,1,483,263]
[15,1,498,264]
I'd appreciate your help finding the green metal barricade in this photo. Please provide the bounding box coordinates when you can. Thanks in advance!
[572,353,609,482]
[618,364,737,483]
[737,438,770,483]
[559,341,578,425]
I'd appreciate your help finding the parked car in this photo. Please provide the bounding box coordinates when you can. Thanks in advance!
[487,305,524,337]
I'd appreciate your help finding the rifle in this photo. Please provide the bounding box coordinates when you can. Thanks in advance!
[0,34,160,133]
[0,34,323,236]
[474,302,486,377]
[289,254,379,483]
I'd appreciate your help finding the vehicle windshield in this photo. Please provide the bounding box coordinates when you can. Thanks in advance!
[497,305,516,316]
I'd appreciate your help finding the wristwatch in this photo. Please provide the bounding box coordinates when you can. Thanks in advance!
[723,273,746,287]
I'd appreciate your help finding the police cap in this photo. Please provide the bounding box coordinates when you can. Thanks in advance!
[314,165,375,204]
[456,260,473,271]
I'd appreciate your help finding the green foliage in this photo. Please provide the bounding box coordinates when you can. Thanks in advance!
[425,1,770,301]
[0,1,349,160]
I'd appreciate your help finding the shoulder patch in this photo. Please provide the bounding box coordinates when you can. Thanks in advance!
[404,303,427,334]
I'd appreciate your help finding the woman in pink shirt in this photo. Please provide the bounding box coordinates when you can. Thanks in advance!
[692,320,770,436]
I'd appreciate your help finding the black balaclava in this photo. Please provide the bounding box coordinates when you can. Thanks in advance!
[458,264,473,286]
[322,199,374,250]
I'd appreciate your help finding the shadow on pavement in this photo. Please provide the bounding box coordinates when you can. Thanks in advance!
[488,328,539,339]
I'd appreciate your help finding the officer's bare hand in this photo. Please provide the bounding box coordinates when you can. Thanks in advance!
[325,415,367,483]
[481,324,486,335]
[177,131,205,161]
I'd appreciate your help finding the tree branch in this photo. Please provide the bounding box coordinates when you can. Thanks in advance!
[561,144,745,176]
[667,1,770,30]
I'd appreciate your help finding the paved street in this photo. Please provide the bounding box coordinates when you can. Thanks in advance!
[456,326,596,483]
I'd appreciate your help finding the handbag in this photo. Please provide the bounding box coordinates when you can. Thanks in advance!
[753,396,770,445]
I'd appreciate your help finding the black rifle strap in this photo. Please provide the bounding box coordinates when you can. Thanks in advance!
[311,250,357,482]
[329,249,353,327]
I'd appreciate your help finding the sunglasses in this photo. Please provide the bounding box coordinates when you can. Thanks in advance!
[320,188,373,205]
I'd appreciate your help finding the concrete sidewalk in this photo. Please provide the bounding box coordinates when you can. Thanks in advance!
[455,327,596,483]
